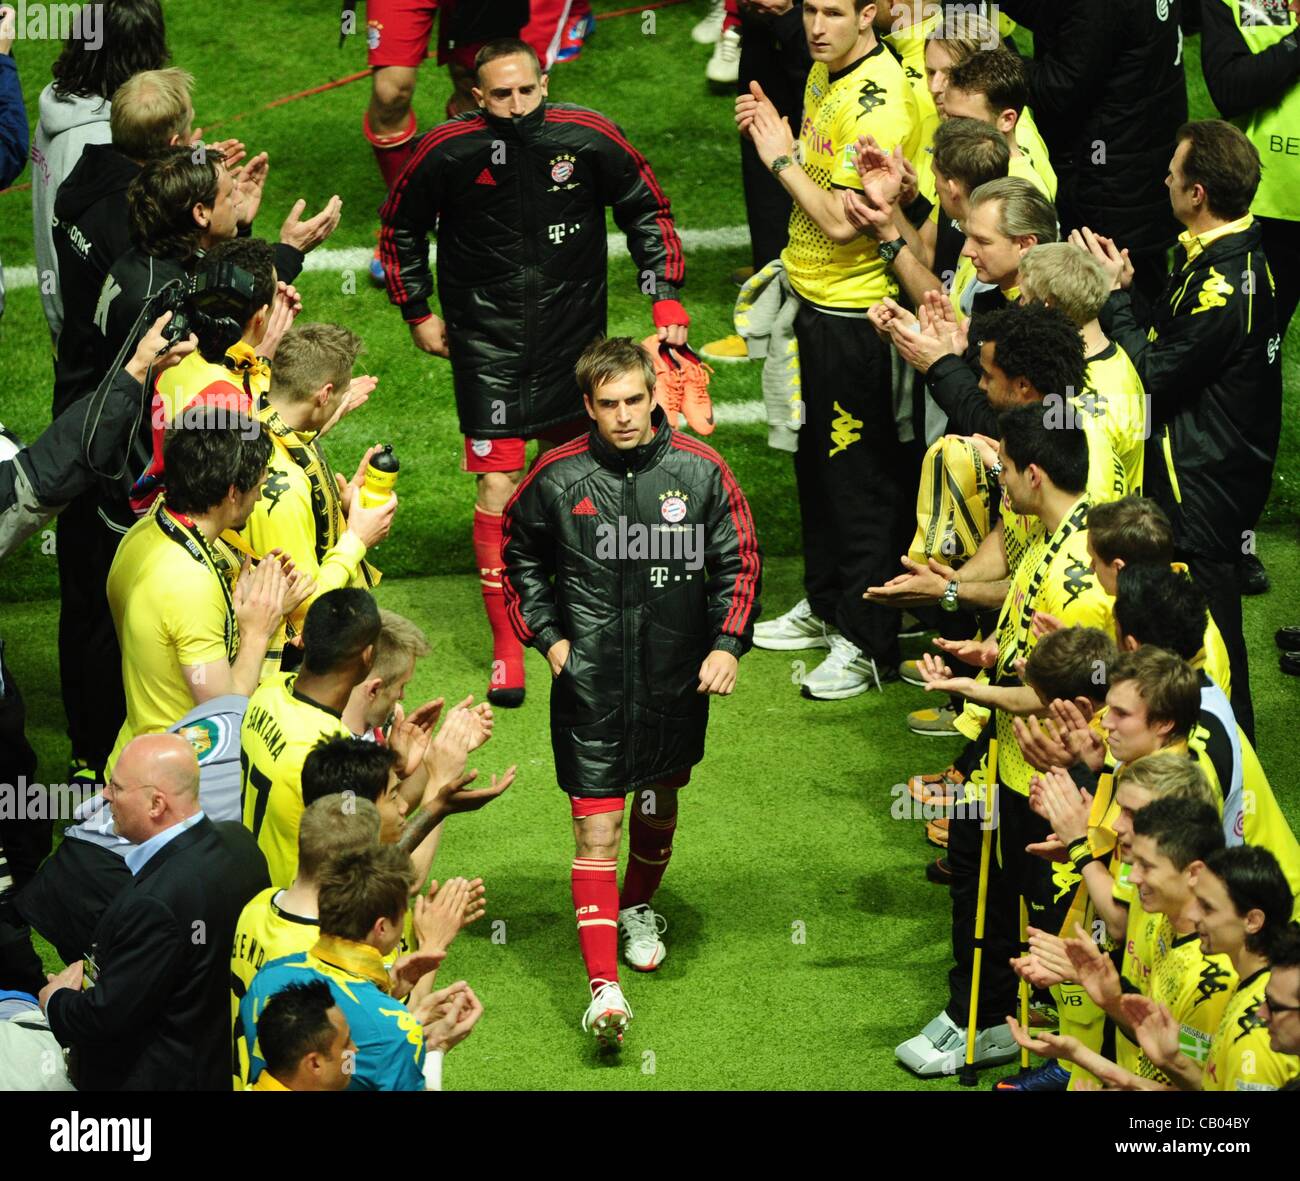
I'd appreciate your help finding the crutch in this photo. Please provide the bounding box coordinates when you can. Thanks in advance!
[959,737,998,1087]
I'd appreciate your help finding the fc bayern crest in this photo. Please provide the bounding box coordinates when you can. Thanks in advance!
[551,159,574,184]
[367,21,381,50]
[660,495,687,524]
[471,438,493,458]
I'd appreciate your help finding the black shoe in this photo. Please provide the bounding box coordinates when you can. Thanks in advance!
[1238,554,1270,596]
[487,687,526,708]
[925,856,953,885]
[1282,651,1300,677]
[1276,626,1300,652]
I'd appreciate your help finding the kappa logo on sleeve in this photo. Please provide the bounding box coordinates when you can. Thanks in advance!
[857,80,886,115]
[1191,268,1234,315]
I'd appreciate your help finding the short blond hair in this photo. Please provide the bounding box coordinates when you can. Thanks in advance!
[296,793,381,882]
[968,177,1059,245]
[271,323,364,403]
[575,336,656,400]
[1018,244,1111,327]
[111,68,194,161]
[1115,752,1218,812]
[927,10,1001,64]
[371,609,430,687]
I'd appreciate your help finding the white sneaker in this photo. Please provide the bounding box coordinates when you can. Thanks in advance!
[619,904,667,971]
[895,1010,1019,1077]
[705,27,741,84]
[691,0,725,44]
[753,598,838,651]
[799,634,883,700]
[581,978,632,1049]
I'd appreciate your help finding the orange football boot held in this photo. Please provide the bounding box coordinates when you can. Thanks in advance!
[641,337,715,436]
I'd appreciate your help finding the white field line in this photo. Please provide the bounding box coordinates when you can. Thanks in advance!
[3,221,768,424]
[1,224,752,289]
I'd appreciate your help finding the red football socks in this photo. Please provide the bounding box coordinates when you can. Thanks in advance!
[472,507,524,695]
[620,806,677,909]
[364,109,418,191]
[571,855,620,991]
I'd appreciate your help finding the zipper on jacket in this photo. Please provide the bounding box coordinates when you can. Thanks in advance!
[517,135,539,428]
[622,468,635,771]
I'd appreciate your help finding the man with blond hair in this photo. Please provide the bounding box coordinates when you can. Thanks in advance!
[244,322,390,638]
[1017,243,1147,493]
[40,733,268,1090]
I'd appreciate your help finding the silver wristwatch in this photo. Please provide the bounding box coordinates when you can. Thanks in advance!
[939,580,960,613]
[770,154,794,175]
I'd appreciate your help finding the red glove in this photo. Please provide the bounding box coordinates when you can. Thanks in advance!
[652,298,690,329]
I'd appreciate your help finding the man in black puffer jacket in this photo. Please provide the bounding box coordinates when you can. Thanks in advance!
[998,0,1187,303]
[380,37,689,712]
[501,337,760,1051]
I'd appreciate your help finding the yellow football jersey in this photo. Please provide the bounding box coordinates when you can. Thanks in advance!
[1080,342,1147,495]
[229,886,320,1089]
[106,502,241,775]
[1016,107,1057,199]
[782,42,922,309]
[1185,699,1300,916]
[241,673,351,887]
[1116,916,1237,1083]
[1008,151,1052,200]
[884,11,941,205]
[994,501,1115,796]
[1203,969,1300,1091]
[241,404,372,607]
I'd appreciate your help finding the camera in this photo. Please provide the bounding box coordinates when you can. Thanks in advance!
[146,260,259,354]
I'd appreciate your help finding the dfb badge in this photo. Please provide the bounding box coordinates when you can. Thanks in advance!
[659,489,688,524]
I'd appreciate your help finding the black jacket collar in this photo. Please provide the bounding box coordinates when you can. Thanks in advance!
[482,101,548,144]
[132,815,214,884]
[588,406,674,474]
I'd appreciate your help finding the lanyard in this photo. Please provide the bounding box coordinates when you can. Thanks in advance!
[259,399,377,588]
[155,505,239,661]
[996,498,1090,682]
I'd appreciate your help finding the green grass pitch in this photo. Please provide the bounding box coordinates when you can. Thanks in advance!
[0,1,1298,1090]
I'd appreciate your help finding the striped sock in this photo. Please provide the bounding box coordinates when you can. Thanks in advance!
[571,856,619,991]
[620,808,677,910]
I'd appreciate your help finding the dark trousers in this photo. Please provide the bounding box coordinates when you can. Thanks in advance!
[17,838,132,965]
[737,4,805,270]
[56,492,126,771]
[946,745,1070,1029]
[792,304,916,663]
[1182,553,1253,744]
[0,642,47,995]
[1260,215,1300,343]
[740,137,793,271]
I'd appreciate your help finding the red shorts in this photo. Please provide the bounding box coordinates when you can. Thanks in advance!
[461,418,588,474]
[569,770,692,814]
[366,0,479,71]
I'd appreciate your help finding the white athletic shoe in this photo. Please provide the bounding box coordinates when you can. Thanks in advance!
[753,598,838,651]
[581,979,632,1049]
[691,0,725,43]
[619,904,667,971]
[895,1010,1018,1077]
[799,634,884,700]
[706,27,742,84]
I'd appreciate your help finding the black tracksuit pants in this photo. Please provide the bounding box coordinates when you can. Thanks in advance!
[792,303,916,664]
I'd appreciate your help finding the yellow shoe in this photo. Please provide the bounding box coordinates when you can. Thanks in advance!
[699,334,751,364]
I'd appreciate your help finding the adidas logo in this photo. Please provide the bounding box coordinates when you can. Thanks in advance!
[571,497,598,516]
[475,168,496,186]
